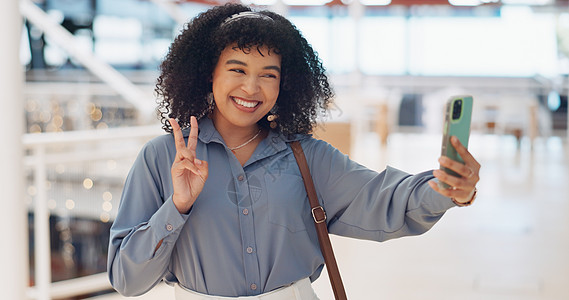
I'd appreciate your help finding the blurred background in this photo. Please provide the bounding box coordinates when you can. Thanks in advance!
[1,0,568,299]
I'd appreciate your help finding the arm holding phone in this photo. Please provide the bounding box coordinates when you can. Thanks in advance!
[428,96,480,206]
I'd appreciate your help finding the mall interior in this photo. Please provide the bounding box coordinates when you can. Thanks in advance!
[1,0,568,299]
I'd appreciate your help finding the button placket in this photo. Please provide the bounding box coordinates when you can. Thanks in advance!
[229,162,260,296]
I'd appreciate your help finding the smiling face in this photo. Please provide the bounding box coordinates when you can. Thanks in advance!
[211,44,281,131]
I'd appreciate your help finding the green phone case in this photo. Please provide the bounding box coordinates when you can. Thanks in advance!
[439,95,473,189]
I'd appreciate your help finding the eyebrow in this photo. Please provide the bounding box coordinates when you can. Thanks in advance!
[226,59,281,73]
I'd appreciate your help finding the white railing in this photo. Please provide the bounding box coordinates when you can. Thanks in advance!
[23,125,163,300]
[20,0,155,120]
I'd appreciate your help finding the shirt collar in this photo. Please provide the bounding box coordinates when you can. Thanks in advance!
[182,117,309,149]
[181,117,222,145]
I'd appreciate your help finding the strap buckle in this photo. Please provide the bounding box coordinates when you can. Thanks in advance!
[311,206,327,224]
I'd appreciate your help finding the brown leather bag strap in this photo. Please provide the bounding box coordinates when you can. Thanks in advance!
[290,141,347,300]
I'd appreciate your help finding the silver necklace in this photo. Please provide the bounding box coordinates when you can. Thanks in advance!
[228,129,262,152]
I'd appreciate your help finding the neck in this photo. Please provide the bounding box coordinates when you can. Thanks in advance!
[210,113,261,149]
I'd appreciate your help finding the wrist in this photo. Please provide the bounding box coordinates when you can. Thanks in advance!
[451,187,477,207]
[172,194,193,214]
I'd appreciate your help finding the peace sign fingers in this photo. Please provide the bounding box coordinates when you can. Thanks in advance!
[187,116,199,156]
[170,117,196,160]
[169,116,208,214]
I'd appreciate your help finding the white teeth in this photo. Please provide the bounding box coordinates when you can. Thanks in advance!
[232,97,258,108]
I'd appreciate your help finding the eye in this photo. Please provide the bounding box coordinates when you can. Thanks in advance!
[230,68,245,74]
[262,73,278,79]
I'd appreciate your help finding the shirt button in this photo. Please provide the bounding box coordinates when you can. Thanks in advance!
[238,175,244,181]
[166,224,173,231]
[250,283,257,291]
[246,247,253,254]
[242,208,249,215]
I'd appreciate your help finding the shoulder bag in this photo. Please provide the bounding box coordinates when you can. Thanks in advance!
[290,141,348,300]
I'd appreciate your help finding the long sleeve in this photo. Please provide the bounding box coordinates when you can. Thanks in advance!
[301,138,456,242]
[107,141,189,296]
[107,119,458,297]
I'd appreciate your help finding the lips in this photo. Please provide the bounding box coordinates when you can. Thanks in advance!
[231,96,260,110]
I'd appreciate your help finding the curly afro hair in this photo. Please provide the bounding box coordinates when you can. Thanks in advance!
[155,3,334,136]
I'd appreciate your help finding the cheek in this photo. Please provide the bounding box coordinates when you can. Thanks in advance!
[212,75,236,94]
[266,81,280,99]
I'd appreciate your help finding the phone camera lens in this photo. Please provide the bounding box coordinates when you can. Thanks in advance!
[452,99,462,120]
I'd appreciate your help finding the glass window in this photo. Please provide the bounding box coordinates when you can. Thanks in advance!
[359,16,407,75]
[290,7,356,74]
[407,6,557,77]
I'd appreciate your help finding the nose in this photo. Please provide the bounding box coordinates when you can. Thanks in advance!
[241,75,260,95]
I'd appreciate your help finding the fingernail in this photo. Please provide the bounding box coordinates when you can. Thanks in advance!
[195,159,202,165]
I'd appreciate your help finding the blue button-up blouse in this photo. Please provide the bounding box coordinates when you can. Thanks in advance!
[107,118,456,297]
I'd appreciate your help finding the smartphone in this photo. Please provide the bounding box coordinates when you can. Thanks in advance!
[438,95,473,189]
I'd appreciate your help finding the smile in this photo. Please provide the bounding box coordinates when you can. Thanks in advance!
[232,97,260,108]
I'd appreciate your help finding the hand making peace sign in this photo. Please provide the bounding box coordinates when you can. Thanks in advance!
[170,116,209,214]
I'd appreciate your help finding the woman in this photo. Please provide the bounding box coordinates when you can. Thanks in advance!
[107,3,480,299]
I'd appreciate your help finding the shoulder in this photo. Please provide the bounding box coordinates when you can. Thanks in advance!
[137,133,176,162]
[276,131,344,159]
[147,133,175,150]
[298,135,342,157]
[287,134,348,170]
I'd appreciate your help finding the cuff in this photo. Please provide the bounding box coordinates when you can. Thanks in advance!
[148,196,190,241]
[425,179,457,213]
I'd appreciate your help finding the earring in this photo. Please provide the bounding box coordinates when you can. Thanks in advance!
[206,93,216,116]
[267,107,278,129]
[207,93,215,106]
